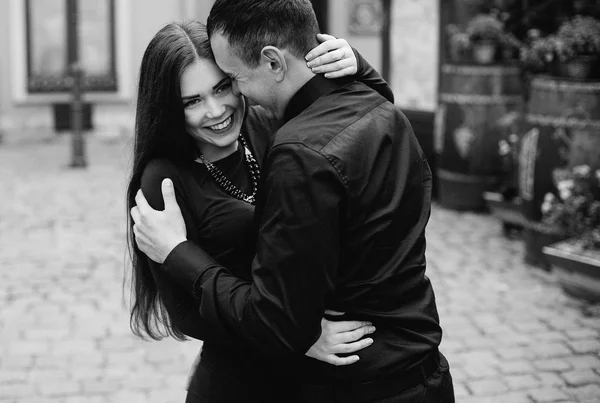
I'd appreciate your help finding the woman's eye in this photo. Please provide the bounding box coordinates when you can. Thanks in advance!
[216,81,232,94]
[184,98,201,108]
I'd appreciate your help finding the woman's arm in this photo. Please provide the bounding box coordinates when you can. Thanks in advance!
[140,160,232,342]
[306,34,394,104]
[306,311,376,366]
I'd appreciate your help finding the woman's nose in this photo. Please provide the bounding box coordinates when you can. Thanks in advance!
[205,98,226,119]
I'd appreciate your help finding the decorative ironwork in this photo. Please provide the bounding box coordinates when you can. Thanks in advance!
[441,64,521,76]
[526,114,600,130]
[518,128,539,202]
[531,77,600,93]
[440,93,523,105]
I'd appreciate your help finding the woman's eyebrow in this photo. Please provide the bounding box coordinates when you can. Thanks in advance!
[181,93,201,101]
[213,77,230,90]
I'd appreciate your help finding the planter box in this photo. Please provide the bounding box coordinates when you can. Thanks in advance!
[438,169,500,211]
[523,224,567,270]
[483,191,525,235]
[543,239,600,302]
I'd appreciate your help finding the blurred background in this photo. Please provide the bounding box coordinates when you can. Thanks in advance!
[1,0,600,402]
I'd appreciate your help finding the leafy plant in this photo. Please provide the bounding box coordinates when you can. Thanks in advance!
[541,165,600,250]
[466,14,505,43]
[446,24,472,61]
[499,31,523,60]
[519,35,560,72]
[555,15,600,60]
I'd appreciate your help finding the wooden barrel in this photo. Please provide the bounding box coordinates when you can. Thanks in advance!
[520,77,600,222]
[437,63,524,210]
[519,76,600,268]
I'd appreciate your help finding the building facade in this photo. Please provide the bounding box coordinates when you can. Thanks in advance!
[0,0,439,142]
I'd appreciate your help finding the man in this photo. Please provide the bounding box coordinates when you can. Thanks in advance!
[131,0,453,401]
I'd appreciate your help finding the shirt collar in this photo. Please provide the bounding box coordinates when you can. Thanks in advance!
[283,74,354,124]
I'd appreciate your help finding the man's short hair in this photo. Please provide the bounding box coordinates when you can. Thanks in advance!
[207,0,320,68]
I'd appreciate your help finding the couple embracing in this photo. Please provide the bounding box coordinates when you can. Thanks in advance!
[127,1,454,402]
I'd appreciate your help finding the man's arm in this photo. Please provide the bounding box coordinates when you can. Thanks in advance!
[161,144,343,356]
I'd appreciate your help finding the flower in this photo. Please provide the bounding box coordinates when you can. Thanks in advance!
[557,179,574,190]
[541,165,600,250]
[573,164,591,177]
[498,140,510,156]
[559,187,572,201]
[541,199,552,214]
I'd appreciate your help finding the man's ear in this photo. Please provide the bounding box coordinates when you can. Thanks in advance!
[260,46,286,82]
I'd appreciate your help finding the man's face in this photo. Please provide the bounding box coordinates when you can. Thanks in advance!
[210,32,278,117]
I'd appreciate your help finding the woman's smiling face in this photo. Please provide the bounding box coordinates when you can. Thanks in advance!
[180,57,245,161]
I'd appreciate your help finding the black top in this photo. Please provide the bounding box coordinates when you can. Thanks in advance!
[163,72,442,384]
[142,104,275,345]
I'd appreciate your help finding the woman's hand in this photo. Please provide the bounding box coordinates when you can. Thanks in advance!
[305,310,375,366]
[305,34,358,78]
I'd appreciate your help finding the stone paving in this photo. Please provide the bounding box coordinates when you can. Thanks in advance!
[1,134,599,403]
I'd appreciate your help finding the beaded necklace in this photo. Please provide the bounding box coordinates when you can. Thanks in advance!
[198,135,260,205]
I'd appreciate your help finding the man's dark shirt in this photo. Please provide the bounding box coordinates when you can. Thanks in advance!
[164,74,442,383]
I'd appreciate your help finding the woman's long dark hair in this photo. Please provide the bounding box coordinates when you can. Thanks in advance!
[126,21,214,340]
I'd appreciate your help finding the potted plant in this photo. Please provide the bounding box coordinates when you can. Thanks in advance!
[446,24,471,63]
[541,164,600,301]
[466,14,505,64]
[554,15,600,80]
[519,34,560,74]
[499,31,522,62]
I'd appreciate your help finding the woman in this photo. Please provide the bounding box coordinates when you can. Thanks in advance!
[126,20,392,402]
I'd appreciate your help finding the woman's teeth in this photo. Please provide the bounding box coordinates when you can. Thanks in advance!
[208,116,232,131]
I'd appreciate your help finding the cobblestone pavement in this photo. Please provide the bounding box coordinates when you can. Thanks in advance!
[1,135,599,403]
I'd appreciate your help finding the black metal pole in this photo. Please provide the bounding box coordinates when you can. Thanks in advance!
[67,0,87,168]
[381,0,391,83]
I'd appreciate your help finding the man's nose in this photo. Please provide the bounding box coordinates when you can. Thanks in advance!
[232,80,241,97]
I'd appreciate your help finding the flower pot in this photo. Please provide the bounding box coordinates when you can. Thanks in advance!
[558,56,598,80]
[472,42,497,65]
[543,238,600,302]
[448,46,471,64]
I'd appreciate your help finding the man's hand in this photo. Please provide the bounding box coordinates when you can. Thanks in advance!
[130,178,187,264]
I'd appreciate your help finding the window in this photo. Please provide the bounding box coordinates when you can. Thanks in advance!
[25,0,117,93]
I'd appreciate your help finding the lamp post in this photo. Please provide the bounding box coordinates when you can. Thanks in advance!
[66,0,87,168]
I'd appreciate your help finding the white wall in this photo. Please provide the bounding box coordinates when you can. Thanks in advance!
[390,0,439,111]
[329,0,382,74]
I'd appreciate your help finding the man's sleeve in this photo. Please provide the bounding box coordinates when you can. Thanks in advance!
[162,144,343,356]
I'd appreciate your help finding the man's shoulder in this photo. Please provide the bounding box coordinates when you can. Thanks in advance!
[273,82,402,152]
